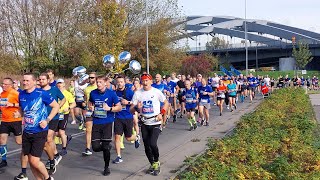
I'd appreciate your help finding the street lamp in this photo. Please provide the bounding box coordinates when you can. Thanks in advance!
[245,0,248,76]
[145,0,150,74]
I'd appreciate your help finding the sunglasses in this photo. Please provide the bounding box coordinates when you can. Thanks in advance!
[89,77,96,79]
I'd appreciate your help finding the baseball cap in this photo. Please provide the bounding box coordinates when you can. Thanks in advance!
[56,79,64,83]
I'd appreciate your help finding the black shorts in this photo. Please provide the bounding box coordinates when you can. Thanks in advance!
[56,114,69,131]
[0,121,22,136]
[217,97,225,101]
[114,119,133,137]
[76,102,86,110]
[212,87,217,91]
[92,123,113,142]
[22,131,48,157]
[186,108,195,112]
[248,86,255,91]
[49,120,59,131]
[229,95,236,98]
[178,94,185,103]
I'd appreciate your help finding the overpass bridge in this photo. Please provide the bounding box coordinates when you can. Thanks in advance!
[176,16,320,70]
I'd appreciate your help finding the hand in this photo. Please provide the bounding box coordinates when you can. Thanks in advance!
[121,99,129,105]
[82,102,86,107]
[13,110,21,118]
[203,92,208,95]
[39,120,48,129]
[89,105,94,111]
[103,102,111,111]
[156,114,163,122]
[182,96,186,100]
[63,108,69,112]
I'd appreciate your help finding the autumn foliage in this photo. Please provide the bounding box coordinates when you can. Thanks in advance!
[180,54,217,77]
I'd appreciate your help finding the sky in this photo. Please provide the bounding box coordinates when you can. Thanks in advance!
[178,0,320,47]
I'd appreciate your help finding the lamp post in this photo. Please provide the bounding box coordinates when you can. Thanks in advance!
[145,0,150,74]
[245,0,248,76]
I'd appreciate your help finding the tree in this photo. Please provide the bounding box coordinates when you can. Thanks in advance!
[206,37,229,50]
[180,54,218,77]
[292,41,313,69]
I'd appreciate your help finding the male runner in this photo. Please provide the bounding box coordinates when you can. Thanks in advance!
[88,75,121,176]
[18,73,59,180]
[0,78,22,168]
[47,69,57,87]
[130,74,169,176]
[182,79,198,131]
[112,75,140,164]
[152,74,169,126]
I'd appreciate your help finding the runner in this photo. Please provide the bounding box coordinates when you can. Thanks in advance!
[74,76,88,130]
[17,73,59,180]
[87,75,121,176]
[197,78,214,126]
[130,74,169,176]
[56,79,76,156]
[68,80,77,125]
[112,75,140,164]
[227,79,238,111]
[0,78,22,168]
[222,75,231,109]
[182,79,198,131]
[47,69,57,87]
[13,80,23,93]
[211,73,220,105]
[38,73,65,173]
[247,73,257,102]
[82,72,97,156]
[166,76,177,122]
[176,75,186,118]
[216,80,227,116]
[152,74,169,127]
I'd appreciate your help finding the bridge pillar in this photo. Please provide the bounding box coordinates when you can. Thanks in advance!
[279,57,296,71]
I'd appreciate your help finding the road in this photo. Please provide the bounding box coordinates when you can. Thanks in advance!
[0,96,263,180]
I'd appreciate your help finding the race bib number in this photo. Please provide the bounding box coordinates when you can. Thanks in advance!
[85,110,93,118]
[59,114,64,121]
[180,88,186,92]
[118,97,127,110]
[0,98,8,107]
[94,107,107,118]
[76,96,84,102]
[24,111,36,126]
[142,100,154,114]
[201,99,208,103]
[186,98,193,103]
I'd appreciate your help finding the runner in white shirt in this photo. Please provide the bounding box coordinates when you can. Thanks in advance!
[130,74,169,176]
[264,75,271,87]
[74,80,88,131]
[211,73,220,105]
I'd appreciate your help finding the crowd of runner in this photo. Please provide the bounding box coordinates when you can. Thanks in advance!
[0,70,319,180]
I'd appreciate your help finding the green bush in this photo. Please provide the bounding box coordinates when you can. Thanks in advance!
[177,88,320,180]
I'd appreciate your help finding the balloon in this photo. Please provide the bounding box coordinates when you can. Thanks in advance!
[118,51,131,63]
[72,66,86,76]
[78,73,89,85]
[128,60,141,74]
[103,54,115,68]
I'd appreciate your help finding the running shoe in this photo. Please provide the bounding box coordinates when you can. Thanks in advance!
[45,160,50,169]
[70,120,76,125]
[14,172,28,180]
[78,123,84,130]
[226,106,230,110]
[54,154,62,165]
[220,112,222,116]
[189,126,194,131]
[0,160,7,168]
[146,165,154,174]
[135,134,141,149]
[234,104,237,110]
[103,168,111,176]
[48,161,56,175]
[152,161,161,176]
[173,115,177,123]
[82,148,93,156]
[193,123,197,130]
[59,149,67,156]
[200,119,204,126]
[112,156,123,164]
[204,122,209,126]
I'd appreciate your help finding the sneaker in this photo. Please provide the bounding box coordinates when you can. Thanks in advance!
[173,115,176,123]
[220,112,222,116]
[48,161,56,175]
[200,119,204,126]
[82,148,93,156]
[112,156,123,164]
[71,120,76,125]
[234,104,237,110]
[213,102,217,106]
[59,149,67,156]
[0,160,7,168]
[189,126,193,131]
[135,135,141,149]
[146,165,154,174]
[179,114,183,118]
[193,123,197,130]
[204,122,209,126]
[14,172,28,180]
[152,161,161,176]
[54,154,62,165]
[103,168,111,176]
[78,123,84,130]
[226,106,230,110]
[195,109,198,114]
[45,160,51,169]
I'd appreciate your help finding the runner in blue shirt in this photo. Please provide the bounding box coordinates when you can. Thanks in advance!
[113,75,140,164]
[17,73,59,180]
[197,78,214,126]
[88,75,121,176]
[152,74,169,126]
[182,79,198,131]
[247,73,257,102]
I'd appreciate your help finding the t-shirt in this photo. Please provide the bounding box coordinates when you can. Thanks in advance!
[167,81,176,94]
[19,88,54,134]
[183,88,197,109]
[45,87,64,120]
[177,80,186,94]
[247,77,257,87]
[227,83,237,96]
[60,90,75,115]
[211,77,220,87]
[0,88,22,122]
[198,85,213,103]
[264,77,271,86]
[152,83,168,94]
[50,80,57,87]
[115,88,134,120]
[89,89,119,125]
[131,87,166,125]
[217,85,227,98]
[84,84,97,103]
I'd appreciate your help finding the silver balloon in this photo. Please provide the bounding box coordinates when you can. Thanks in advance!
[128,60,141,74]
[72,66,86,76]
[118,51,131,64]
[103,54,115,68]
[78,73,89,85]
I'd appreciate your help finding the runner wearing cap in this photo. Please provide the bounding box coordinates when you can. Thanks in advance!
[130,74,169,176]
